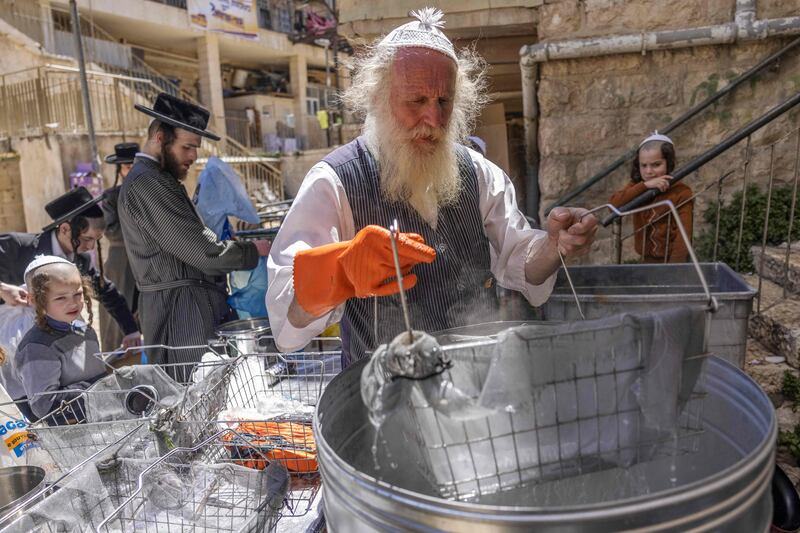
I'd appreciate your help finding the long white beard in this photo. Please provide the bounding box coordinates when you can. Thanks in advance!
[363,108,462,229]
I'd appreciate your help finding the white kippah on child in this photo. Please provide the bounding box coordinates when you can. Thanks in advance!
[23,255,74,280]
[378,7,457,62]
[639,131,674,148]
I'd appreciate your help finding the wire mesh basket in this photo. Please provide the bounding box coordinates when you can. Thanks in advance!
[0,345,238,479]
[194,338,342,517]
[1,430,287,533]
[399,310,708,502]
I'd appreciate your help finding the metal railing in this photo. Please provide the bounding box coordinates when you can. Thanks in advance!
[146,0,188,8]
[0,65,151,138]
[0,65,284,201]
[546,36,800,215]
[226,110,260,149]
[0,0,284,200]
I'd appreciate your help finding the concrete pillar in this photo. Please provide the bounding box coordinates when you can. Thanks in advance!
[289,54,308,146]
[39,0,55,53]
[196,33,227,139]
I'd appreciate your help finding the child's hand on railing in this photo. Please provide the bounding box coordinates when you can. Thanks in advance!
[644,176,672,193]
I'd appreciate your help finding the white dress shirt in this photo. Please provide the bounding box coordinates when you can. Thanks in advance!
[266,147,557,352]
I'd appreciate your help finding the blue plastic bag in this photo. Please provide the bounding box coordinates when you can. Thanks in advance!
[227,257,268,319]
[194,157,260,236]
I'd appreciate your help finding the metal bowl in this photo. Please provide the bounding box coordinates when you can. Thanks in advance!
[0,465,47,520]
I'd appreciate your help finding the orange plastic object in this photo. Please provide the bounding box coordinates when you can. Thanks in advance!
[225,420,318,473]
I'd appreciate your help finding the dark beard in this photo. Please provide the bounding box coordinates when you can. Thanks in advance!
[161,144,187,181]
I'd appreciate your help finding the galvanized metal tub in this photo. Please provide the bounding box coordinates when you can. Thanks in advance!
[542,263,756,367]
[315,356,775,532]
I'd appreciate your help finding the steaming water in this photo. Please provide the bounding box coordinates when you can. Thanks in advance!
[337,419,744,507]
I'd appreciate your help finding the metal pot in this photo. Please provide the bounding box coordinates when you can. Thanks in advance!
[0,465,47,521]
[315,356,776,532]
[215,317,275,355]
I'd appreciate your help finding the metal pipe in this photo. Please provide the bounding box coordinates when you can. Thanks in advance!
[543,35,800,214]
[521,62,540,222]
[69,0,99,172]
[601,91,800,226]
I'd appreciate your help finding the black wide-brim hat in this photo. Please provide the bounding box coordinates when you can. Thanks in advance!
[42,186,105,232]
[134,92,221,141]
[105,142,140,165]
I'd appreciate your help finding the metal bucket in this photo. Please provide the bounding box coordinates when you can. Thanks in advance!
[315,356,776,532]
[215,317,275,355]
[0,465,46,521]
[542,263,757,367]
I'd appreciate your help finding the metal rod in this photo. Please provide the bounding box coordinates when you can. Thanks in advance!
[602,91,800,226]
[735,137,753,271]
[558,250,585,320]
[612,218,622,264]
[784,130,800,298]
[69,0,99,172]
[388,219,414,343]
[713,174,724,262]
[546,35,800,214]
[757,145,776,315]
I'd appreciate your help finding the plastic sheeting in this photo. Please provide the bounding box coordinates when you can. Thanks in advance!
[367,306,708,500]
[3,457,288,533]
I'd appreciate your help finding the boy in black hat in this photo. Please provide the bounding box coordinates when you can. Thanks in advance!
[0,187,142,350]
[99,142,140,352]
[118,93,271,367]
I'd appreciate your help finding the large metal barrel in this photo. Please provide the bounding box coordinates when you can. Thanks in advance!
[315,356,776,532]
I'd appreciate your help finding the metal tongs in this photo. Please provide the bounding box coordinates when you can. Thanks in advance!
[557,200,720,321]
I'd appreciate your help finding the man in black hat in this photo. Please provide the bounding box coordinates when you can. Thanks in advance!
[0,187,142,349]
[118,93,271,366]
[99,142,140,352]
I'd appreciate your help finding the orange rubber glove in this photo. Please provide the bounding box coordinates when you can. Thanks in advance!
[293,225,436,316]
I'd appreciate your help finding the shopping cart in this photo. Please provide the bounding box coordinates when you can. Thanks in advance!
[2,429,288,533]
[189,336,342,518]
[0,345,237,478]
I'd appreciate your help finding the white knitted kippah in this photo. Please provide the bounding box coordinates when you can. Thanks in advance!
[379,7,457,62]
[639,131,674,148]
[23,255,73,280]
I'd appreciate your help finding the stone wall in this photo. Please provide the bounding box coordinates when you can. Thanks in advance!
[538,0,735,41]
[13,136,65,233]
[0,153,24,232]
[534,9,800,263]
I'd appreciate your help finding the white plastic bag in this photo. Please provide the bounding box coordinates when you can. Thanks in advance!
[0,304,35,359]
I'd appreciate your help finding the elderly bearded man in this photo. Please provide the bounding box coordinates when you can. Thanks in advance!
[267,8,598,364]
[118,94,271,367]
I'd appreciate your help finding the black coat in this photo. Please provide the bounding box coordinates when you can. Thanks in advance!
[0,230,138,335]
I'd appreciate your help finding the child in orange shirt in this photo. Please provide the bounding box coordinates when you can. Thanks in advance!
[609,133,693,263]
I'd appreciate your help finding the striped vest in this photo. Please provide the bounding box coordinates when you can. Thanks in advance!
[324,137,498,365]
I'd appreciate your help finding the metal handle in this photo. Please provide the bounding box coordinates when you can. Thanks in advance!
[560,200,719,316]
[388,219,415,344]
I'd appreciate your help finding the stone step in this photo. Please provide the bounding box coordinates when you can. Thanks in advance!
[745,274,800,368]
[751,243,800,297]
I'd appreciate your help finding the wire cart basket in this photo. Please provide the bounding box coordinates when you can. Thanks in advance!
[1,429,287,533]
[193,336,342,518]
[0,345,237,479]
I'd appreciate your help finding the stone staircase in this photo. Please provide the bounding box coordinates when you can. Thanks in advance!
[744,244,800,487]
[746,243,800,367]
